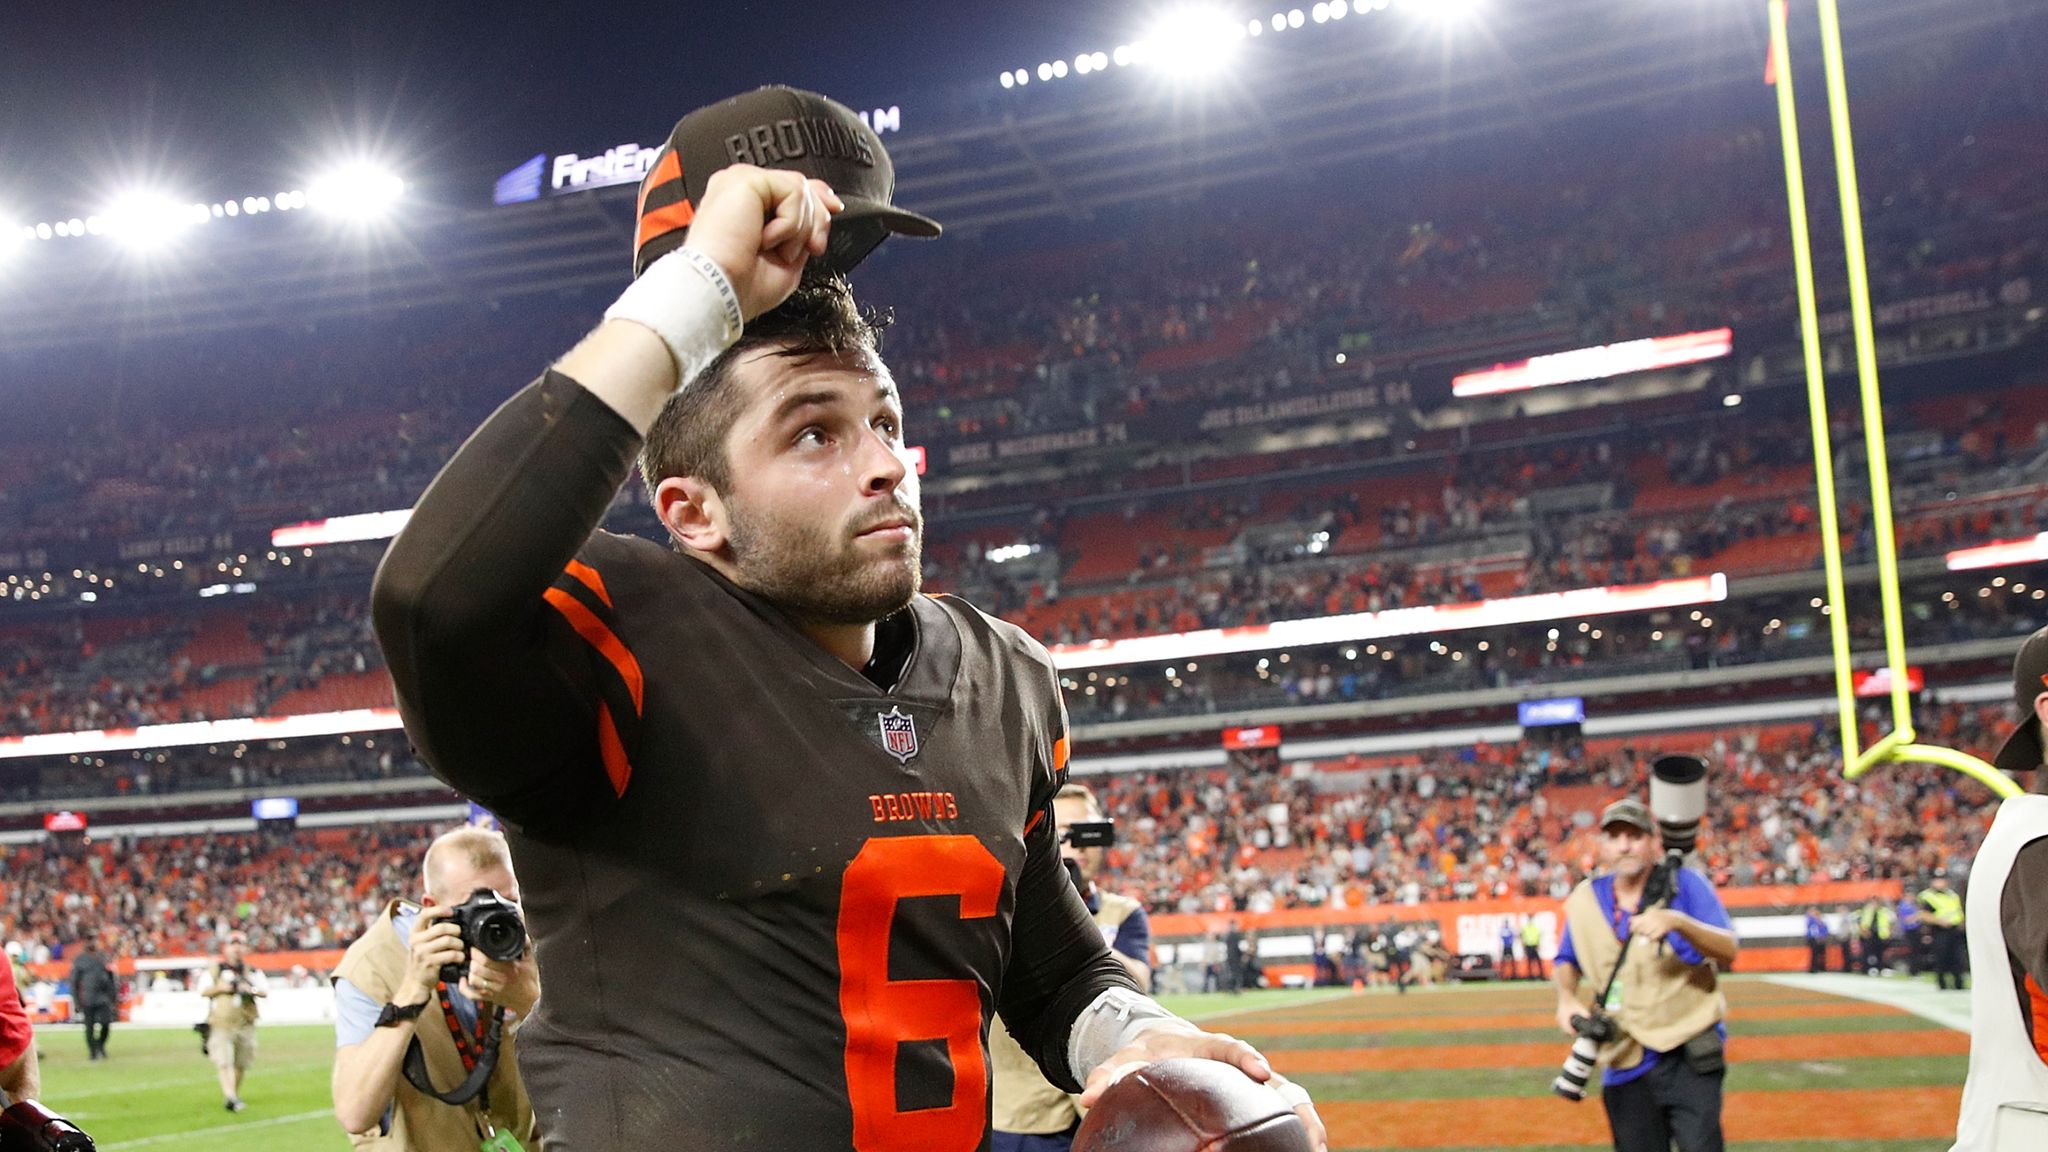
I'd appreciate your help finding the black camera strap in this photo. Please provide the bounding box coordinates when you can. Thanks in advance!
[401,998,504,1109]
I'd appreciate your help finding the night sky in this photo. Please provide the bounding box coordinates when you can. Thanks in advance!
[0,0,1108,215]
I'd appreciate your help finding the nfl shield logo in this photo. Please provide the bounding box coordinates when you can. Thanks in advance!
[878,707,919,763]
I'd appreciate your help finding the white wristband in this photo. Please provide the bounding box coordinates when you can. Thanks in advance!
[603,247,743,387]
[1067,986,1199,1083]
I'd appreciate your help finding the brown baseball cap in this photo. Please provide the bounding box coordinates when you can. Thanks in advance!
[632,85,941,278]
[1994,625,2048,774]
[1599,797,1655,835]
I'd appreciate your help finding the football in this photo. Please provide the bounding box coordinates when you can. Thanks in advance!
[1072,1058,1311,1152]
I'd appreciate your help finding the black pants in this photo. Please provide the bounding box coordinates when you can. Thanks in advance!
[1931,926,1968,989]
[1807,940,1827,973]
[1602,1050,1725,1152]
[81,1004,113,1058]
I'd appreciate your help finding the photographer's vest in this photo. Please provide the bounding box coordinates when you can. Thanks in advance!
[1953,794,2048,1152]
[989,888,1146,1134]
[332,901,536,1152]
[1562,877,1726,1073]
[204,965,260,1030]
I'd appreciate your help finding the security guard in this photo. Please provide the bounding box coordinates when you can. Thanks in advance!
[1857,897,1897,976]
[1520,917,1547,981]
[1917,871,1966,991]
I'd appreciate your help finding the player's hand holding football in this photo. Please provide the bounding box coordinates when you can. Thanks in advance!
[683,166,844,321]
[1080,1028,1328,1152]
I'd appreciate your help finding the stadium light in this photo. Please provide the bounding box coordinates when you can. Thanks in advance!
[1133,6,1246,78]
[101,192,204,251]
[307,163,406,219]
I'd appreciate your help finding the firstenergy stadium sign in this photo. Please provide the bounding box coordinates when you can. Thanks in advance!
[494,106,905,206]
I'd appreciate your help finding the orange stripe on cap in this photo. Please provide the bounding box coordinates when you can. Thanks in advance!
[637,148,683,216]
[634,198,697,255]
[597,701,633,798]
[542,587,644,715]
[563,559,612,608]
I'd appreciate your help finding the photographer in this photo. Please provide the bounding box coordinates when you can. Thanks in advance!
[990,784,1152,1152]
[1553,798,1738,1152]
[331,827,537,1151]
[198,932,268,1112]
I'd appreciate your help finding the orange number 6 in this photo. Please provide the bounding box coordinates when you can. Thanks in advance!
[838,834,1005,1151]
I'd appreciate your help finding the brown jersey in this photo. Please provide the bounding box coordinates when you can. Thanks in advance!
[373,371,1133,1151]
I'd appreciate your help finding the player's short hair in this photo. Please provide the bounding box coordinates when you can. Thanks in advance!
[640,271,892,496]
[423,826,514,902]
[1055,782,1103,818]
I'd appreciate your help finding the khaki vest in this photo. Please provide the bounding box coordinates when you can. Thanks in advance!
[204,964,261,1030]
[1561,876,1725,1072]
[331,901,537,1152]
[990,889,1145,1135]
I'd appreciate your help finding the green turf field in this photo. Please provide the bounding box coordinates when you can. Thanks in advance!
[37,976,1959,1149]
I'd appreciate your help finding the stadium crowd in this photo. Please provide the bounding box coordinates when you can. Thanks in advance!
[1086,699,2005,917]
[0,701,2005,974]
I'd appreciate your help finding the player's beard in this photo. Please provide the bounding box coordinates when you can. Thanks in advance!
[724,494,922,627]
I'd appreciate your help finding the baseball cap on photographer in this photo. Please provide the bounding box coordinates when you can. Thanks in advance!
[632,85,941,279]
[1599,798,1654,835]
[1993,624,2048,774]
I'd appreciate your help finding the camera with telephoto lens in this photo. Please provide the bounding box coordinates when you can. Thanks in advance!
[440,888,526,984]
[1551,1012,1619,1101]
[0,1100,95,1152]
[1649,754,1708,855]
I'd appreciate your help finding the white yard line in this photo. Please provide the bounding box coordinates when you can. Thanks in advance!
[52,1059,332,1100]
[1764,972,1974,1032]
[98,1108,334,1149]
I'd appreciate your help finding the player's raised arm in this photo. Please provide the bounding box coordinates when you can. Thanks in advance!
[370,161,840,825]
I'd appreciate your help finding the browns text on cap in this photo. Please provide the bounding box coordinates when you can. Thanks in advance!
[1599,797,1654,834]
[633,85,941,278]
[1994,624,2048,774]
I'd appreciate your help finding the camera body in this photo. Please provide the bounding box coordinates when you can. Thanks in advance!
[440,888,526,984]
[1061,820,1115,849]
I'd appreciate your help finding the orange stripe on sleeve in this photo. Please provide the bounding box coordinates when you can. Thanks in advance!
[542,587,644,715]
[1023,809,1045,838]
[2027,975,2048,1064]
[562,559,612,608]
[1052,736,1070,772]
[596,701,633,798]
